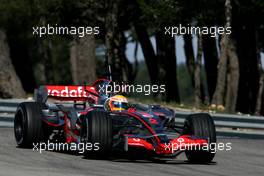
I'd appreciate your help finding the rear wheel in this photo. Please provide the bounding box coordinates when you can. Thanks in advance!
[183,113,216,163]
[14,102,44,148]
[81,110,112,158]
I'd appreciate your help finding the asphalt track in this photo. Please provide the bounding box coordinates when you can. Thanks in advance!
[0,128,263,176]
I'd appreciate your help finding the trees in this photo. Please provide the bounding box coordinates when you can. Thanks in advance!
[183,34,195,88]
[0,0,37,92]
[70,35,97,84]
[194,34,203,107]
[0,30,26,98]
[156,31,180,102]
[202,36,218,101]
[254,49,263,115]
[133,1,159,87]
[105,0,122,81]
[1,0,264,116]
[134,0,181,102]
[212,0,239,113]
[233,0,260,114]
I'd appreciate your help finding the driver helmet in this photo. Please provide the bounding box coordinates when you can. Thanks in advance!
[104,95,128,111]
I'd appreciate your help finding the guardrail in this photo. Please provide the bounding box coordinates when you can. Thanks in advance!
[174,111,264,130]
[174,111,264,139]
[0,99,264,138]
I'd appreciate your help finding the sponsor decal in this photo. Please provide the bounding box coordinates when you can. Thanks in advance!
[47,86,95,98]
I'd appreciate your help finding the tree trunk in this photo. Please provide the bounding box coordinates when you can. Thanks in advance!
[225,39,239,113]
[134,23,159,86]
[132,0,159,86]
[202,35,218,101]
[120,32,136,83]
[183,34,195,87]
[105,0,123,82]
[212,0,231,107]
[233,10,259,114]
[7,33,36,92]
[0,30,26,98]
[212,35,228,107]
[70,35,97,84]
[255,46,263,115]
[255,74,264,115]
[39,39,54,84]
[156,31,180,103]
[212,0,239,113]
[132,41,139,80]
[194,34,203,107]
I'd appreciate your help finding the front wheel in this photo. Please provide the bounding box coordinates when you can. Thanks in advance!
[81,110,112,158]
[14,102,44,148]
[183,113,216,163]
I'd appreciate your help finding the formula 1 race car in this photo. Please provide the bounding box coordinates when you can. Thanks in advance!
[14,79,216,163]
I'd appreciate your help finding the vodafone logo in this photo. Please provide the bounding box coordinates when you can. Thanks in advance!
[47,86,95,98]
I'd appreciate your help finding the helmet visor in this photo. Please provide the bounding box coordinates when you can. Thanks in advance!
[112,101,129,110]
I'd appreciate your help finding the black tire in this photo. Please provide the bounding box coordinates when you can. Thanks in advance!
[81,110,112,157]
[183,113,216,163]
[14,102,44,148]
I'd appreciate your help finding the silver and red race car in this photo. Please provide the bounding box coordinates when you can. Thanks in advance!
[14,79,216,163]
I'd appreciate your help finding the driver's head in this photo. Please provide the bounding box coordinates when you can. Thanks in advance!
[105,95,128,111]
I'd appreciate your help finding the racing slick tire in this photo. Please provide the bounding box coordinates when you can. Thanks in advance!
[183,113,216,163]
[81,110,112,158]
[14,102,44,148]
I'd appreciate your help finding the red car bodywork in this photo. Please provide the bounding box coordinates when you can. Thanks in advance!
[40,79,209,157]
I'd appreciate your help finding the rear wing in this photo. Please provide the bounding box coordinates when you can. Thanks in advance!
[34,85,99,104]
